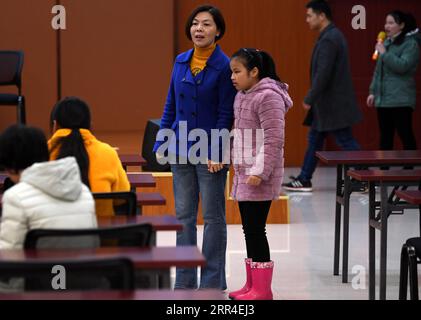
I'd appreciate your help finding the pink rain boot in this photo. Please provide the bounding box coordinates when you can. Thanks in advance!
[228,258,252,300]
[235,261,274,300]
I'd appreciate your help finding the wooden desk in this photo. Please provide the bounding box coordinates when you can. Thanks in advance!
[135,192,166,215]
[119,154,147,171]
[315,150,421,284]
[0,193,166,218]
[0,289,225,300]
[0,246,205,289]
[98,215,182,245]
[98,215,182,232]
[1,173,156,190]
[137,192,166,207]
[127,173,156,188]
[348,169,421,300]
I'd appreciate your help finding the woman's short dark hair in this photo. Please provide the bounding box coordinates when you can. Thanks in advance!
[50,97,91,188]
[0,124,49,172]
[185,5,226,42]
[306,0,333,21]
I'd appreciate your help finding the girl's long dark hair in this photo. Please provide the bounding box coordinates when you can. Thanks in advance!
[50,97,91,188]
[231,48,281,82]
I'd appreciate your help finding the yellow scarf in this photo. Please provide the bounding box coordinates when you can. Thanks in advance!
[190,43,216,77]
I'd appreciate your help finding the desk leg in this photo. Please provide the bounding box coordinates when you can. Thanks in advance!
[380,183,388,300]
[334,165,342,276]
[342,165,351,283]
[368,182,376,300]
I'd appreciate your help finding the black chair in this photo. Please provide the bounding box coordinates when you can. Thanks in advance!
[399,237,421,300]
[23,223,153,250]
[141,119,170,172]
[0,51,26,124]
[0,257,134,291]
[93,191,137,216]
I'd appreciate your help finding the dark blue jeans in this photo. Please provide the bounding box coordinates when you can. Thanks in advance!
[171,164,228,290]
[298,127,360,182]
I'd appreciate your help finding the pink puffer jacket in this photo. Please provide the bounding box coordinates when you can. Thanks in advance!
[231,78,293,201]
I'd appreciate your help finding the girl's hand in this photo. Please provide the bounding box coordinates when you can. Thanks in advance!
[367,94,375,107]
[246,175,262,186]
[207,160,224,173]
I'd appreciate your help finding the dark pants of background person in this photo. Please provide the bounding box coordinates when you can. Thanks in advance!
[297,127,361,182]
[377,107,417,150]
[239,201,272,262]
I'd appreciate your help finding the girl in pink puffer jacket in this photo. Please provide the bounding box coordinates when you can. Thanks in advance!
[229,48,293,300]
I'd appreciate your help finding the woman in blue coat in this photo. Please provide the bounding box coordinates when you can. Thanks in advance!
[153,5,235,290]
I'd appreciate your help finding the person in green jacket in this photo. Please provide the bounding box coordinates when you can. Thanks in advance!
[367,10,419,151]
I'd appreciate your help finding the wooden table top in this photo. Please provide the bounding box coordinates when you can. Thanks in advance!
[348,169,421,182]
[316,150,421,165]
[0,246,205,269]
[1,172,156,189]
[136,192,166,206]
[0,193,165,209]
[119,154,147,167]
[127,173,155,188]
[98,215,181,231]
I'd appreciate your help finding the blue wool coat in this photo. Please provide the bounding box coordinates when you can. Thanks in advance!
[153,45,236,162]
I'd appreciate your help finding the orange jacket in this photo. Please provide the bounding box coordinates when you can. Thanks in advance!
[49,129,130,217]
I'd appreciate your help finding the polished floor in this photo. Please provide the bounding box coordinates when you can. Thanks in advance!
[157,166,420,300]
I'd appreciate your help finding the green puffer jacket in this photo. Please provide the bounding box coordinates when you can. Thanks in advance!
[369,35,419,108]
